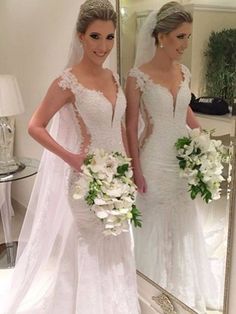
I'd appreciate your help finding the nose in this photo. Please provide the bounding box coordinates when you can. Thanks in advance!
[98,39,108,53]
[182,38,189,49]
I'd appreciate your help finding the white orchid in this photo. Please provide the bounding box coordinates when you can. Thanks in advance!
[175,129,230,203]
[72,174,91,200]
[72,149,142,235]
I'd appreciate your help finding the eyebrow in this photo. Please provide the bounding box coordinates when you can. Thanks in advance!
[89,32,115,35]
[177,32,191,35]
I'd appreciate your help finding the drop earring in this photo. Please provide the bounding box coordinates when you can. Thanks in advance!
[160,43,164,48]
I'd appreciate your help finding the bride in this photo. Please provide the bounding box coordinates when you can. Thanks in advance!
[0,0,139,313]
[125,1,219,313]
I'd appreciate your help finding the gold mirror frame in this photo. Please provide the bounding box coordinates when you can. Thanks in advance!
[115,1,236,313]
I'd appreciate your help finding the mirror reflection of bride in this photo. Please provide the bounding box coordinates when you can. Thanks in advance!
[125,2,221,313]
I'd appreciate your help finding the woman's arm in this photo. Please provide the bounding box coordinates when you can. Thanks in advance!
[125,76,147,193]
[186,106,201,129]
[28,78,86,171]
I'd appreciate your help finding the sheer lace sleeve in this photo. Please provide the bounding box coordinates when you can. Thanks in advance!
[58,68,80,95]
[58,69,91,155]
[128,68,149,93]
[128,68,153,150]
[181,64,191,84]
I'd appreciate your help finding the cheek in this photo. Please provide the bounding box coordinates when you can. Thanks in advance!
[84,41,96,53]
[108,40,115,50]
[164,39,176,54]
[169,37,179,48]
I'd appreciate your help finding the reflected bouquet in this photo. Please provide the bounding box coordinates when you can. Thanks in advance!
[72,149,142,236]
[175,128,230,203]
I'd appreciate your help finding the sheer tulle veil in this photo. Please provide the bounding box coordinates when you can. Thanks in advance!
[0,5,87,314]
[134,11,157,139]
[134,11,157,67]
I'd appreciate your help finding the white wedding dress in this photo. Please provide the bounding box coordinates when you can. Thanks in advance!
[129,64,219,313]
[0,69,140,314]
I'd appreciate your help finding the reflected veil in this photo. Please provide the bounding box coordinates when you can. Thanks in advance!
[134,10,157,67]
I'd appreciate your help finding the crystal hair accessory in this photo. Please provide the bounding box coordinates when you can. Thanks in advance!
[79,0,114,16]
[156,6,183,23]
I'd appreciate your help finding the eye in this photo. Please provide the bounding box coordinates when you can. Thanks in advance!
[90,33,100,40]
[177,34,185,39]
[176,34,191,40]
[107,34,115,40]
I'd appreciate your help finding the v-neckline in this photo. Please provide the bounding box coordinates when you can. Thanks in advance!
[137,64,186,116]
[68,69,120,125]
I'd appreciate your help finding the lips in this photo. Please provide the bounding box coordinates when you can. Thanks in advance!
[94,52,107,57]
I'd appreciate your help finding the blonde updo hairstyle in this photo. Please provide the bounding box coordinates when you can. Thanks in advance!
[152,1,192,46]
[77,0,117,34]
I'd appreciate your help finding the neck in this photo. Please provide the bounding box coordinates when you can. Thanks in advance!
[79,56,105,75]
[151,48,176,71]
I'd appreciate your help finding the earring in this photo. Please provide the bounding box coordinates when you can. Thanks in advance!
[160,43,164,48]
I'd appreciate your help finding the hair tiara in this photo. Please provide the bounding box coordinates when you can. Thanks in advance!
[79,0,114,16]
[156,6,184,23]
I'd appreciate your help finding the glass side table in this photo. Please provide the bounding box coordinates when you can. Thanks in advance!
[0,157,39,268]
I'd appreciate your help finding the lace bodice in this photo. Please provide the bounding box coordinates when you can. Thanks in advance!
[58,68,126,154]
[129,64,191,164]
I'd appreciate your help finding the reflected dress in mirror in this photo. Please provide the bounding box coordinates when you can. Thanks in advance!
[129,64,220,313]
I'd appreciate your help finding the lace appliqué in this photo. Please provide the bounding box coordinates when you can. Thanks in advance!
[128,68,154,150]
[129,67,150,93]
[58,68,80,95]
[139,99,154,150]
[58,69,91,156]
[180,64,191,85]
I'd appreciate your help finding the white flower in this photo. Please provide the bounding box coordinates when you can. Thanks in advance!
[72,175,91,200]
[95,210,109,219]
[189,128,201,138]
[94,198,108,205]
[101,180,129,198]
[175,129,230,203]
[71,149,141,236]
[193,134,211,152]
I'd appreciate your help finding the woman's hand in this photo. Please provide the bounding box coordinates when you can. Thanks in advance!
[134,170,147,194]
[65,152,87,172]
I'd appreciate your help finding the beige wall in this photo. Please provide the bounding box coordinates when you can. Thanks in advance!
[0,0,116,207]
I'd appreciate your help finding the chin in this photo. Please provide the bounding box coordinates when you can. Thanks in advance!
[90,59,105,66]
[92,56,108,66]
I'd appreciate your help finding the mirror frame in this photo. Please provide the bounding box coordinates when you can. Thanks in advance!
[115,1,236,313]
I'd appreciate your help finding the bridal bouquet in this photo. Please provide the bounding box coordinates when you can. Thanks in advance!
[72,149,142,236]
[175,128,230,203]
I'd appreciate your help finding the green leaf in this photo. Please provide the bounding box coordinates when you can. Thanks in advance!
[117,163,129,176]
[175,137,191,149]
[131,205,142,228]
[179,159,187,170]
[84,154,94,165]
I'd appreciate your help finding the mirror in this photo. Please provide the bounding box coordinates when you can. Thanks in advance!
[117,1,236,313]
